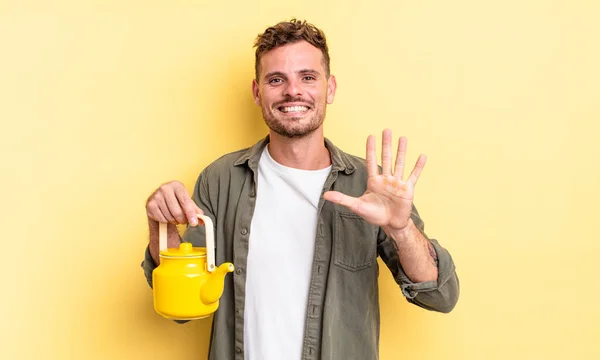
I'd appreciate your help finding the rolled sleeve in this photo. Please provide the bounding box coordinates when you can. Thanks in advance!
[399,239,459,313]
[377,207,460,313]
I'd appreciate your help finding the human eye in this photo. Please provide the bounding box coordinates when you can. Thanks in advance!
[269,78,283,84]
[302,75,316,81]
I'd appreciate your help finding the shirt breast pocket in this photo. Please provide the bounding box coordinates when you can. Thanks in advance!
[333,210,378,271]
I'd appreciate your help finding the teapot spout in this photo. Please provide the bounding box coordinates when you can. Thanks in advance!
[200,263,234,305]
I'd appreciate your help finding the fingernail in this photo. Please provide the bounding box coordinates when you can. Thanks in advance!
[190,218,198,226]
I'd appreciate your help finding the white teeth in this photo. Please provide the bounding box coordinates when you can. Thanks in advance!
[281,106,308,113]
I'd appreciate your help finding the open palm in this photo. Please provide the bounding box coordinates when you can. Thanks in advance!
[323,129,426,231]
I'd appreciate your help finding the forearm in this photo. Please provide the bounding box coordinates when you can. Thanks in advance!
[148,218,182,265]
[383,218,438,283]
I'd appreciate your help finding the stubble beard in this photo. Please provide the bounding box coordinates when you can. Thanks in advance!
[261,99,326,139]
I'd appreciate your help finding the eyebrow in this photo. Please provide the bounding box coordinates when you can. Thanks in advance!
[264,71,286,80]
[263,69,321,81]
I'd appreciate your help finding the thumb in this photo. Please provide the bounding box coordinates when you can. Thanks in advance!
[323,191,361,213]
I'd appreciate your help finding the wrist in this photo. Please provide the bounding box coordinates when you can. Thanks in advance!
[383,218,415,243]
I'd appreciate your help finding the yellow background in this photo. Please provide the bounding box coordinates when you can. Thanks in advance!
[1,1,599,359]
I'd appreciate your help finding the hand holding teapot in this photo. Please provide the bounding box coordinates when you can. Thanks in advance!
[152,214,234,320]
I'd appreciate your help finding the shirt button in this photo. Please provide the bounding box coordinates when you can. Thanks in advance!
[241,228,248,235]
[249,191,256,198]
[236,347,242,353]
[236,268,243,275]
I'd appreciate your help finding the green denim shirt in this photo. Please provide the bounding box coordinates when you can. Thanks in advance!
[141,136,459,360]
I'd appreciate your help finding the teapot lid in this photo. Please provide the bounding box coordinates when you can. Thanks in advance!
[159,242,206,258]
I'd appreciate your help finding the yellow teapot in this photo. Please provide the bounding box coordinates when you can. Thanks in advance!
[152,214,234,320]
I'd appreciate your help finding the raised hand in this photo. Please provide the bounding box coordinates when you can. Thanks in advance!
[323,129,426,231]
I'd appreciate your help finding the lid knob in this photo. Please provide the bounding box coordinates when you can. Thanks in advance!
[179,242,193,253]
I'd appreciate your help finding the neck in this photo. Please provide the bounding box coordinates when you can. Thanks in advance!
[267,129,331,170]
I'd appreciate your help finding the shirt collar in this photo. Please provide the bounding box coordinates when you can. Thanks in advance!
[233,135,356,175]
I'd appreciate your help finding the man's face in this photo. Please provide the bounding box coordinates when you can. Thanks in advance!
[252,41,337,138]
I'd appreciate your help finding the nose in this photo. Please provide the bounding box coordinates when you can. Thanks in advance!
[283,78,302,97]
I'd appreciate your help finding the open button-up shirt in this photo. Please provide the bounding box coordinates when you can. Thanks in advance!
[142,136,460,360]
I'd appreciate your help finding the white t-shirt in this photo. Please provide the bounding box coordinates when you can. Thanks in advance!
[244,145,332,360]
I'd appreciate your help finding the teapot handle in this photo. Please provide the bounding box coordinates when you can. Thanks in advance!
[158,214,217,272]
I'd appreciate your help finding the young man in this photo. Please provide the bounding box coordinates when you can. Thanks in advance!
[142,19,459,360]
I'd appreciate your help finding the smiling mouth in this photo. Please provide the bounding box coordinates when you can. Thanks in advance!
[278,105,310,113]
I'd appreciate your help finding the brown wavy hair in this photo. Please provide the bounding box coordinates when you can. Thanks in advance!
[253,19,330,80]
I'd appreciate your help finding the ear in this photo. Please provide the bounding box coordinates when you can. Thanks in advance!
[252,79,261,106]
[326,75,337,104]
